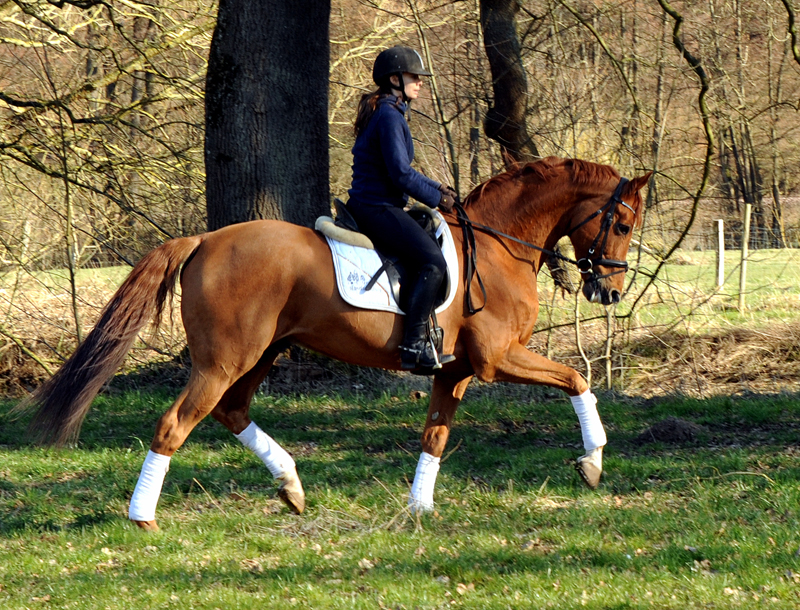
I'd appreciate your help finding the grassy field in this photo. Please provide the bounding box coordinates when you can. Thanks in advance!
[2,249,800,608]
[1,380,799,609]
[627,248,800,324]
[548,247,800,328]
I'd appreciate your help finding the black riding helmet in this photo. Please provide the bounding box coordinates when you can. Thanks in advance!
[372,46,432,85]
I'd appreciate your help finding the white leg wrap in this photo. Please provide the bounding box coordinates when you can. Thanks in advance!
[235,422,295,479]
[408,452,440,513]
[571,390,607,451]
[129,450,171,522]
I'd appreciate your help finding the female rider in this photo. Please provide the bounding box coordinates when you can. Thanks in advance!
[346,46,457,372]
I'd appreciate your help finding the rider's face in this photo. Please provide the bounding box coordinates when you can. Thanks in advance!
[391,72,423,100]
[402,72,423,100]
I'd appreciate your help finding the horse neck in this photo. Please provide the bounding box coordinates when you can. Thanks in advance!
[468,178,578,265]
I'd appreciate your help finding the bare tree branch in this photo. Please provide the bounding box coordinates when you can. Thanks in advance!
[628,0,715,313]
[780,0,800,68]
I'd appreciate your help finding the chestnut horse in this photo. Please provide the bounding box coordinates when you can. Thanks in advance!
[23,157,650,530]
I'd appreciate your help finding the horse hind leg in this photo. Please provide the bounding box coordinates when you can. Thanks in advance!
[209,342,305,515]
[129,367,233,531]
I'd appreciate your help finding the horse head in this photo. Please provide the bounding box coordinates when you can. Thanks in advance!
[564,167,652,306]
[459,157,652,307]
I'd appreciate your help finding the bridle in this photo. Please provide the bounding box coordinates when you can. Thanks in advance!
[454,177,635,314]
[564,177,633,275]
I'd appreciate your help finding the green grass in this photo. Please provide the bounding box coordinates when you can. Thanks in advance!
[2,383,799,609]
[628,248,800,323]
[531,247,800,342]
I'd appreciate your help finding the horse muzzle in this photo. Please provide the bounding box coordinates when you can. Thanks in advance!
[582,277,622,305]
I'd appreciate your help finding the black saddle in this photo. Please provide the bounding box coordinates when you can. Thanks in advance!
[333,199,448,313]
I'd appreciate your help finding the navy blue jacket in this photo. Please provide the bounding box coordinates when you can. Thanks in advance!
[348,95,442,208]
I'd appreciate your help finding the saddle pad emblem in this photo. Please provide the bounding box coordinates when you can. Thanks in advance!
[325,212,459,315]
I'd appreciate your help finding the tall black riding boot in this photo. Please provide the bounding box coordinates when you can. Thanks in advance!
[400,264,455,371]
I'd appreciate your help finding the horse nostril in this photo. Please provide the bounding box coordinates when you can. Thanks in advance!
[610,290,621,304]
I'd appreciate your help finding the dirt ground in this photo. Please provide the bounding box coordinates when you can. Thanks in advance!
[5,312,800,401]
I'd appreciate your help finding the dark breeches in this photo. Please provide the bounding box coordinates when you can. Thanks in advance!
[347,202,446,277]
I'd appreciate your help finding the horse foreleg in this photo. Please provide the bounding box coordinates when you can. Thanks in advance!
[129,369,231,531]
[409,374,473,513]
[570,390,605,489]
[209,344,305,514]
[487,343,605,489]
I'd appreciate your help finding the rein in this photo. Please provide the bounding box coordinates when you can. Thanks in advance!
[453,177,633,314]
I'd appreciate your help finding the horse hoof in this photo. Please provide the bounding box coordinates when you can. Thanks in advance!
[132,519,159,532]
[575,459,602,490]
[278,487,305,514]
[277,469,305,514]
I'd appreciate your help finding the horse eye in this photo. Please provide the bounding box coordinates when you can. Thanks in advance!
[616,223,631,236]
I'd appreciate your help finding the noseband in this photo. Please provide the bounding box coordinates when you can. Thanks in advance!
[454,177,634,314]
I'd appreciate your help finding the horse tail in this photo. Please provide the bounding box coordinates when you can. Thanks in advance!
[19,235,204,447]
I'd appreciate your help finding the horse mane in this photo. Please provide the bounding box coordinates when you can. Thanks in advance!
[462,157,621,210]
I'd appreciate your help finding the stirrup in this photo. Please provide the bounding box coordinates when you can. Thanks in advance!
[399,339,454,372]
[425,330,455,368]
[399,345,440,371]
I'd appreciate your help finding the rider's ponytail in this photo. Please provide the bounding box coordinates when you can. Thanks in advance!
[354,78,402,137]
[354,89,382,138]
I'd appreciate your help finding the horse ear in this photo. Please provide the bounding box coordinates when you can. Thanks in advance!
[624,171,653,195]
[622,171,653,228]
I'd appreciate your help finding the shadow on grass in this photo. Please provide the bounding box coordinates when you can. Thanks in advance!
[2,358,800,537]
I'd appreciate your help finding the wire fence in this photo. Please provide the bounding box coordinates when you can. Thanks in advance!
[679,225,800,251]
[640,214,800,252]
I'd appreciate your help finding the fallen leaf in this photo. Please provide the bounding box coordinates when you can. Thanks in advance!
[240,558,263,573]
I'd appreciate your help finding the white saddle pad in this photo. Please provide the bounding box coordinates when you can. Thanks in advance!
[325,211,459,315]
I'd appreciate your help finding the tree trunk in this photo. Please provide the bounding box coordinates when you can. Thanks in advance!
[480,0,539,165]
[205,0,331,230]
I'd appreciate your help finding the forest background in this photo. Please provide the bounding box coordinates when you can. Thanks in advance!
[2,0,800,397]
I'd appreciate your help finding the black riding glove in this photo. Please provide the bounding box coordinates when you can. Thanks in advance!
[438,185,458,212]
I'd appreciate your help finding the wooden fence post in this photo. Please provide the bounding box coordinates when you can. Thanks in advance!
[738,203,751,312]
[716,219,724,288]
